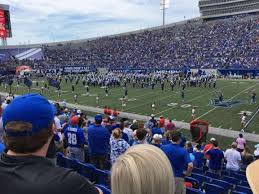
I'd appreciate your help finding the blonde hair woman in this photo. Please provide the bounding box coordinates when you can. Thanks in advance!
[111,144,175,194]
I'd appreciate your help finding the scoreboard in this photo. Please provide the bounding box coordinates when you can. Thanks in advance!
[0,4,12,38]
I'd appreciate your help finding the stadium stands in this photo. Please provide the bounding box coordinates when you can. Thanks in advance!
[57,152,254,194]
[0,14,258,70]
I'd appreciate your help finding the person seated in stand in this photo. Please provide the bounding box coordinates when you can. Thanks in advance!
[0,94,102,194]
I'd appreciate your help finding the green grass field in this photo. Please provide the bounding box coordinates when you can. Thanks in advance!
[1,78,259,134]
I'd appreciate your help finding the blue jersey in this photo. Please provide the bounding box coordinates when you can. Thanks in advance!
[64,126,86,148]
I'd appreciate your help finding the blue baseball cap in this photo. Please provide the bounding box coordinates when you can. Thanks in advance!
[95,114,103,123]
[2,93,56,136]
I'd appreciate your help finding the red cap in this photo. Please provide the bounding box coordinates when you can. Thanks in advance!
[71,116,79,125]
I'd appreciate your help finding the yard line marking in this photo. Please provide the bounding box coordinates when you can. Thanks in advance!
[154,85,230,116]
[196,83,259,120]
[124,91,178,111]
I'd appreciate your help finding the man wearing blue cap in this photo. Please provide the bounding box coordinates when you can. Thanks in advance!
[0,94,102,194]
[88,114,110,170]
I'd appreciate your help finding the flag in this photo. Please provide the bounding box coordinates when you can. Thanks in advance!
[24,77,32,88]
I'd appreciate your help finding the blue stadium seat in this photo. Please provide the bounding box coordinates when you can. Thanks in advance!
[185,177,200,188]
[56,152,66,168]
[204,183,225,194]
[205,171,220,179]
[235,173,247,183]
[77,162,96,182]
[191,173,211,186]
[94,169,111,188]
[211,178,232,192]
[222,176,239,186]
[65,157,79,170]
[186,187,205,194]
[240,181,250,188]
[192,167,204,174]
[232,192,247,194]
[235,185,253,194]
[96,184,111,194]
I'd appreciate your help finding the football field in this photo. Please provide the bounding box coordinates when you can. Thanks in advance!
[1,78,259,134]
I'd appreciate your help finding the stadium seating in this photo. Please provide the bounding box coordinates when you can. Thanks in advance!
[94,169,111,188]
[77,162,96,182]
[210,179,232,193]
[56,152,66,167]
[222,176,240,186]
[1,15,257,70]
[204,183,225,194]
[186,187,205,194]
[205,171,221,179]
[235,185,253,194]
[96,184,111,194]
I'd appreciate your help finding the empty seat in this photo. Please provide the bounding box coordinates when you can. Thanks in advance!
[232,192,247,194]
[191,173,211,186]
[205,171,220,179]
[223,176,239,186]
[211,178,232,192]
[65,157,79,170]
[96,184,111,194]
[94,169,111,188]
[186,187,205,194]
[192,167,204,174]
[235,185,253,194]
[56,152,66,167]
[204,183,225,194]
[240,181,250,188]
[77,162,96,182]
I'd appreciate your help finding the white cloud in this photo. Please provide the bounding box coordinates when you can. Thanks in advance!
[1,0,200,45]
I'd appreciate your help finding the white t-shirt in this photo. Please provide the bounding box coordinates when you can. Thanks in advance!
[54,116,62,131]
[123,127,133,141]
[224,148,241,171]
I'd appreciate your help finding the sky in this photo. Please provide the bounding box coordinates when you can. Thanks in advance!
[1,0,200,45]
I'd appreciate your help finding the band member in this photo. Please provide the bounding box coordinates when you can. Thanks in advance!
[122,96,127,109]
[105,87,109,97]
[96,95,99,106]
[151,102,156,113]
[161,81,165,91]
[251,91,256,104]
[191,106,197,120]
[181,91,185,102]
[74,93,78,103]
[72,84,75,93]
[41,86,44,95]
[58,90,61,99]
[125,87,128,98]
[86,85,89,96]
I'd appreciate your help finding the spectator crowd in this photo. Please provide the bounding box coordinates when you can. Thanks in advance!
[0,14,258,71]
[0,94,259,194]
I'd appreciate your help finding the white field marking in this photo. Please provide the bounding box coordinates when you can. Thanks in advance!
[196,83,259,120]
[155,90,215,116]
[154,84,232,116]
[54,90,68,93]
[124,92,176,111]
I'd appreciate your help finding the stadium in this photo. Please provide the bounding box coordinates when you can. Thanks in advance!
[0,0,258,194]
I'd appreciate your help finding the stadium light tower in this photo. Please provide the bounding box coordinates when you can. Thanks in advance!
[160,0,170,26]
